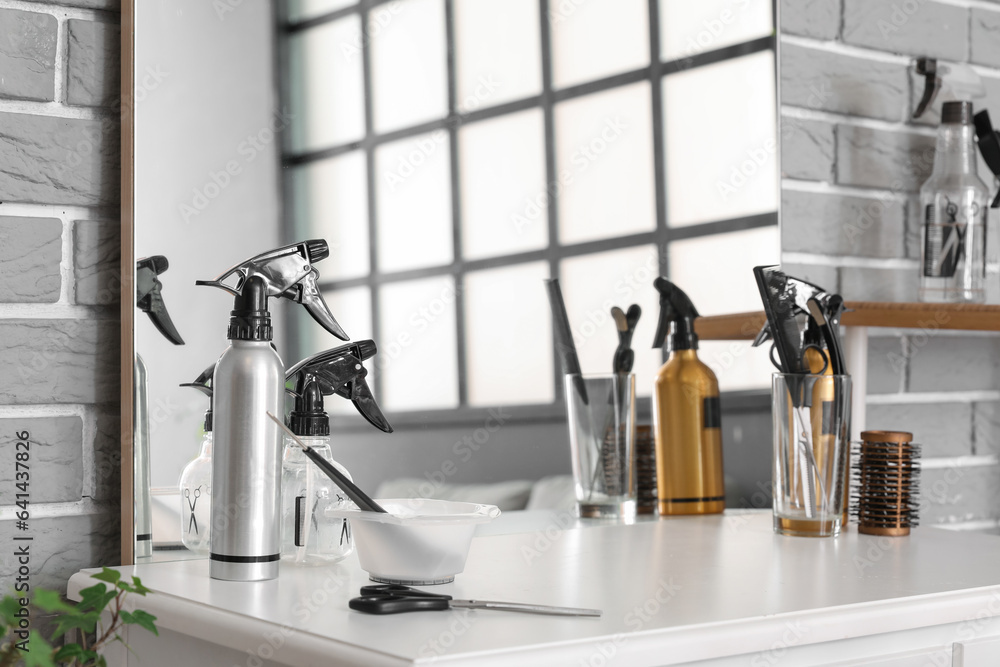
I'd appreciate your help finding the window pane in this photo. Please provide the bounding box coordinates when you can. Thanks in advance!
[378,277,459,410]
[375,131,453,272]
[667,226,778,316]
[290,151,369,280]
[314,286,374,415]
[555,82,655,245]
[288,0,357,23]
[659,0,773,62]
[550,0,649,90]
[370,0,447,133]
[454,0,541,111]
[288,16,365,153]
[559,245,661,398]
[460,109,547,260]
[465,262,553,406]
[664,51,777,226]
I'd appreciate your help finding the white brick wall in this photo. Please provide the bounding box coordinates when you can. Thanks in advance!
[781,0,1000,529]
[0,0,121,594]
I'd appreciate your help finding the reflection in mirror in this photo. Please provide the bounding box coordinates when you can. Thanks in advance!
[131,0,780,563]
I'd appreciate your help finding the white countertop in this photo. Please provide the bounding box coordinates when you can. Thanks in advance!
[70,511,1000,666]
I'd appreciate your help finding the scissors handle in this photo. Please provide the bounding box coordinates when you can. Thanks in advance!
[359,584,451,599]
[349,594,451,615]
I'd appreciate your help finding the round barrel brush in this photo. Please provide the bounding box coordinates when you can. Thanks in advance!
[851,430,921,536]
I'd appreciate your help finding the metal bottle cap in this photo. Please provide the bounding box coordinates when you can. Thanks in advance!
[942,100,973,125]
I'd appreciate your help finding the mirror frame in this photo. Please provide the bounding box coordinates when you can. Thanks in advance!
[120,0,136,565]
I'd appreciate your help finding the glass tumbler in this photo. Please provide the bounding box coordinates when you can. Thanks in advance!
[772,373,852,537]
[564,373,637,520]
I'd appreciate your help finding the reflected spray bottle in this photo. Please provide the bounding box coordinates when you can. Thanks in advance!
[178,364,216,555]
[134,256,185,558]
[651,278,725,516]
[920,101,989,303]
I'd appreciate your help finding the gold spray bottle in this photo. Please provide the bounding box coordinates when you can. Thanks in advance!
[651,278,725,515]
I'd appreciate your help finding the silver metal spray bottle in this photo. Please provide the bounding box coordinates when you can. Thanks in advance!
[197,240,349,582]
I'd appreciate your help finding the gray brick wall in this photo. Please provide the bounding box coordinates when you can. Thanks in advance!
[781,2,1000,529]
[0,1,121,595]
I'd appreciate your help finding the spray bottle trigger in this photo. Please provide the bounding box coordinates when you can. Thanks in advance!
[913,58,941,119]
[137,256,185,346]
[281,269,349,341]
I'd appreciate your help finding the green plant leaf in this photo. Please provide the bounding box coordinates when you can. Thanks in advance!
[20,631,55,667]
[53,610,101,638]
[32,590,74,614]
[120,610,158,637]
[90,568,121,585]
[0,596,21,625]
[128,577,152,597]
[75,584,116,613]
[53,643,98,663]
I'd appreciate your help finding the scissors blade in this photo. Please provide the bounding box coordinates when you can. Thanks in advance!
[450,600,601,617]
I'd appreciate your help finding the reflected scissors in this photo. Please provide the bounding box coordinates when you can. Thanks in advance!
[184,487,202,535]
[349,584,602,617]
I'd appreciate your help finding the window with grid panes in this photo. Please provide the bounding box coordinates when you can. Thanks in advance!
[282,0,779,420]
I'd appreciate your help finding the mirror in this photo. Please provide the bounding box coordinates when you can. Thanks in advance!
[125,0,780,562]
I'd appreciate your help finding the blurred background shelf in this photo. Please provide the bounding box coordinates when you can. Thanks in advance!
[696,302,1000,340]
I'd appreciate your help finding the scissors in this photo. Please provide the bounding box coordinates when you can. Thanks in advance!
[349,584,602,617]
[184,487,202,535]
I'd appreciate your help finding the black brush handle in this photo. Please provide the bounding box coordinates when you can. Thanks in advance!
[546,279,588,405]
[302,447,386,513]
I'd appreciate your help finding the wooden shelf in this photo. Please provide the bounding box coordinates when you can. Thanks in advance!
[695,301,1000,340]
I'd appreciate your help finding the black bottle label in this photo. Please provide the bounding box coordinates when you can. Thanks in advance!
[923,199,966,278]
[821,400,835,435]
[703,396,721,429]
[295,496,305,547]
